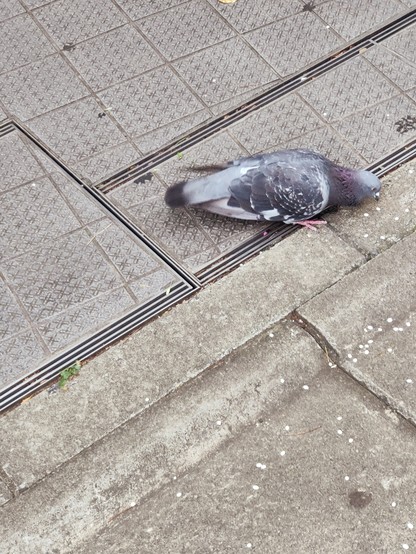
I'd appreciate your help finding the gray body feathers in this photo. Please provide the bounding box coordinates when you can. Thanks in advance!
[164,149,381,224]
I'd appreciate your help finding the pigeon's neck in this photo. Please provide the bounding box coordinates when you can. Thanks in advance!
[329,167,360,207]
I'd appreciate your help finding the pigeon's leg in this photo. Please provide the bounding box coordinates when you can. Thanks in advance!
[296,220,327,231]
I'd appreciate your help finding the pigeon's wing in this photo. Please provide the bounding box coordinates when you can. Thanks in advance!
[229,160,330,222]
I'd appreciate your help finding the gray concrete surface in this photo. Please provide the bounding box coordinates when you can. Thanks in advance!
[299,229,416,422]
[78,369,416,554]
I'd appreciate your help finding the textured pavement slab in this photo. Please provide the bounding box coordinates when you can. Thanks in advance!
[0,128,183,390]
[78,368,416,554]
[299,231,416,422]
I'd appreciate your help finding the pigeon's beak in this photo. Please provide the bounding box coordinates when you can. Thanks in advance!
[374,192,380,201]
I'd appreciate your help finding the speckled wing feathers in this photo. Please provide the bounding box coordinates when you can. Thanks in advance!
[230,156,330,222]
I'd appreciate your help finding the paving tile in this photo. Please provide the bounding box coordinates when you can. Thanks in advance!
[0,177,81,262]
[87,219,160,283]
[50,172,104,223]
[210,84,272,116]
[0,14,55,74]
[2,228,125,321]
[208,0,304,33]
[73,142,140,184]
[299,57,399,123]
[278,125,365,167]
[128,268,179,302]
[109,173,166,207]
[113,0,185,20]
[33,0,126,47]
[189,207,263,252]
[363,25,416,92]
[229,94,323,153]
[113,194,218,266]
[63,24,163,91]
[0,0,25,22]
[299,231,416,421]
[245,11,343,77]
[333,94,416,162]
[22,0,50,7]
[315,0,406,41]
[0,330,46,389]
[173,37,278,106]
[28,97,127,164]
[0,280,30,342]
[0,54,89,120]
[0,132,44,192]
[37,286,135,351]
[133,109,210,154]
[98,66,203,137]
[138,0,234,60]
[408,87,416,103]
[0,106,7,121]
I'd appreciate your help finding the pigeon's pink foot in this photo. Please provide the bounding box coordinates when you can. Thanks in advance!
[296,219,327,231]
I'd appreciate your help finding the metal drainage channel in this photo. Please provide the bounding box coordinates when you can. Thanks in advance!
[2,10,416,412]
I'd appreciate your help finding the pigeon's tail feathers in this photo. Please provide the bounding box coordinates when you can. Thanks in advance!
[165,169,240,208]
[164,180,188,208]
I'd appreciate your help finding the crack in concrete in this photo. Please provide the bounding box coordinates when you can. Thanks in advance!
[0,466,18,501]
[289,310,416,428]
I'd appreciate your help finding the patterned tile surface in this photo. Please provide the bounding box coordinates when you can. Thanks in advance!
[173,37,278,106]
[138,0,235,60]
[207,0,304,33]
[64,25,163,90]
[28,97,127,164]
[0,0,25,22]
[299,57,398,122]
[0,128,184,390]
[363,24,416,92]
[0,14,55,74]
[98,66,204,136]
[73,142,141,184]
[229,94,324,153]
[0,54,89,120]
[245,11,343,77]
[0,133,44,192]
[314,0,406,41]
[33,0,127,47]
[333,94,416,161]
[113,0,186,20]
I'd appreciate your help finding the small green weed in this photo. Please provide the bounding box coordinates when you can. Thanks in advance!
[58,361,81,389]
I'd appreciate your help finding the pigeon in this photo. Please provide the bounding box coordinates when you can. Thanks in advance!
[164,149,381,230]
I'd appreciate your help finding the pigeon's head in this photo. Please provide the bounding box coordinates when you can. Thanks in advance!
[353,170,381,202]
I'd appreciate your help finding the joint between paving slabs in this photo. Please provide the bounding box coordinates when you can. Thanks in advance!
[289,310,416,428]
